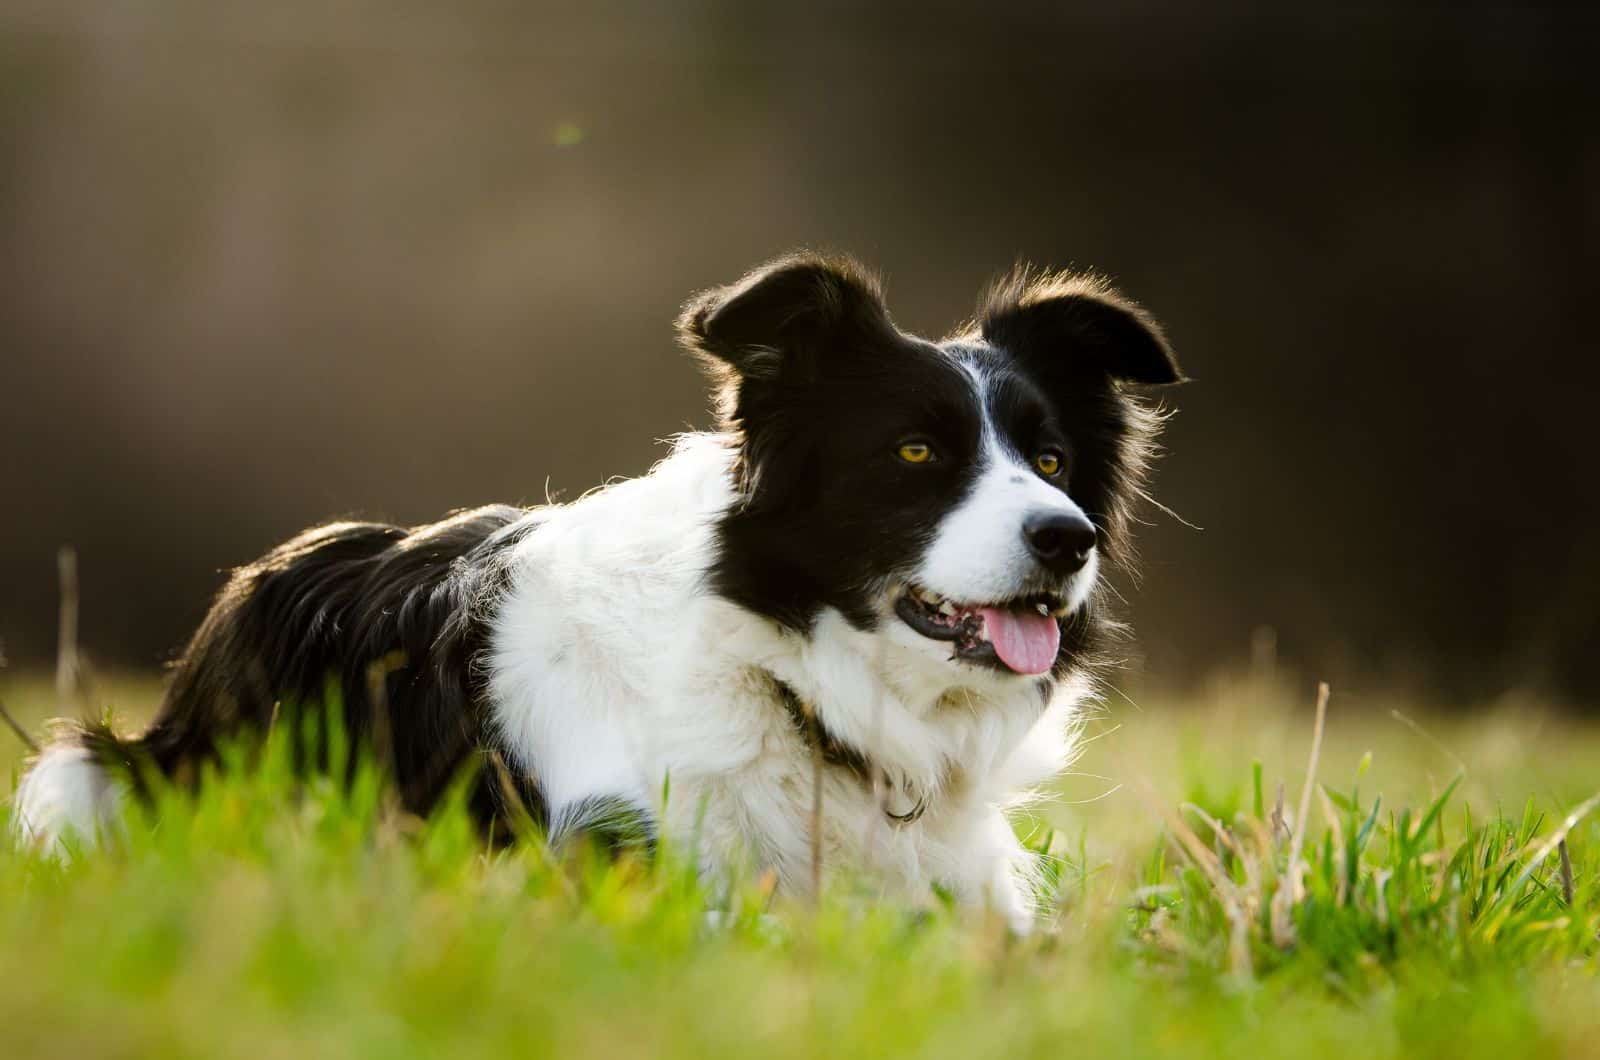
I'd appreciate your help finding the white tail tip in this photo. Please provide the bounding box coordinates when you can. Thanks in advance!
[11,744,124,857]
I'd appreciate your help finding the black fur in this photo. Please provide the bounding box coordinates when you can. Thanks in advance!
[683,256,985,632]
[80,506,541,831]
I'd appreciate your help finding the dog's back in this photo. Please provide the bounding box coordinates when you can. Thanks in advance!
[14,505,533,853]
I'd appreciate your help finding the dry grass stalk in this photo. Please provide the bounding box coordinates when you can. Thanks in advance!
[53,545,99,715]
[1271,681,1330,948]
[1186,801,1270,940]
[1129,774,1253,979]
[54,547,84,714]
[0,696,41,754]
[55,546,79,705]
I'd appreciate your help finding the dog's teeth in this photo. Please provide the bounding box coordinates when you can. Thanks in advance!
[938,601,956,616]
[1036,602,1050,616]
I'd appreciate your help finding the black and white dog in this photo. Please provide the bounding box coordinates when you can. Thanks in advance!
[14,253,1181,929]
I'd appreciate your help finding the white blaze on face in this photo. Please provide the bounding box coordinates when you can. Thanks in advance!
[915,361,1097,607]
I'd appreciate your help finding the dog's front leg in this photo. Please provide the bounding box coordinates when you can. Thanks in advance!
[953,808,1039,936]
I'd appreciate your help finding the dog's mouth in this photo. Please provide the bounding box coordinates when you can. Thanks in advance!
[893,584,1068,676]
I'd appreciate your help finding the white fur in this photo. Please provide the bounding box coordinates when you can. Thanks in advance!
[917,359,1098,609]
[11,745,125,857]
[487,433,1094,931]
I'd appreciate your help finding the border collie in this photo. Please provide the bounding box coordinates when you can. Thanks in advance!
[13,253,1181,930]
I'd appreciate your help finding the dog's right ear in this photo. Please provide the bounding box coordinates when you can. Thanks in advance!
[676,253,895,388]
[978,268,1184,387]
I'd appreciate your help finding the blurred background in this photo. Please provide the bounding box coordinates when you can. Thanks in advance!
[1,2,1595,705]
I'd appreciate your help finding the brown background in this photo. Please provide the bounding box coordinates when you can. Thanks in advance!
[3,2,1596,702]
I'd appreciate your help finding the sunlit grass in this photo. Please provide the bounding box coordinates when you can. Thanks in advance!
[2,671,1598,1059]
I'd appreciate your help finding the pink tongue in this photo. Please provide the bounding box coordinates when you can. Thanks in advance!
[977,607,1061,675]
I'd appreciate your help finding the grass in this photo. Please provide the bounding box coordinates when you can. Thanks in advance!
[3,669,1599,1059]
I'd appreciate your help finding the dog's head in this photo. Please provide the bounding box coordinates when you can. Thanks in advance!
[679,253,1181,683]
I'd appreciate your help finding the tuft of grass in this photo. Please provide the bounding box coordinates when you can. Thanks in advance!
[1,672,1599,1058]
[1132,687,1600,988]
[1136,767,1600,985]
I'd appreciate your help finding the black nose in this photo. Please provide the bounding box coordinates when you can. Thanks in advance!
[1023,511,1098,574]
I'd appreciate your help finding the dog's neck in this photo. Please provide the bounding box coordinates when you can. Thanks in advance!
[763,672,931,825]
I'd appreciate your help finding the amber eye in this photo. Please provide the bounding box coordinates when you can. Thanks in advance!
[1035,451,1063,476]
[897,441,935,464]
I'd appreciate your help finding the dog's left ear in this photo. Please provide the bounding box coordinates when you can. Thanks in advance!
[677,253,895,385]
[979,270,1185,386]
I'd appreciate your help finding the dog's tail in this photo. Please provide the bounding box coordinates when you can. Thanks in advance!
[11,738,126,856]
[8,519,410,857]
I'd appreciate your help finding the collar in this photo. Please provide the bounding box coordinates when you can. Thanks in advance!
[768,673,927,825]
